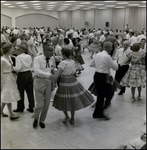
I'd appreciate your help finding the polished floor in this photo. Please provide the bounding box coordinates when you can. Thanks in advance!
[1,46,146,149]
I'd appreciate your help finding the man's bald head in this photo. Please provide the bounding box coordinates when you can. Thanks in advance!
[123,40,130,46]
[123,40,130,50]
[103,41,113,54]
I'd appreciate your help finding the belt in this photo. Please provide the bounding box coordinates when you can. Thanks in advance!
[18,70,30,74]
[35,76,51,80]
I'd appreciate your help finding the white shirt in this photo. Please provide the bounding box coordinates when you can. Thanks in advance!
[129,36,138,46]
[88,33,94,39]
[1,34,7,43]
[13,53,32,72]
[16,38,21,46]
[99,34,106,42]
[126,33,130,40]
[115,47,132,66]
[90,50,118,75]
[54,44,62,62]
[69,39,74,48]
[12,29,19,35]
[24,29,30,35]
[6,29,11,34]
[137,34,146,43]
[34,54,56,78]
[73,31,79,38]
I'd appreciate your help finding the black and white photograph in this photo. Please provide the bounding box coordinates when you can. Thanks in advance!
[1,1,146,149]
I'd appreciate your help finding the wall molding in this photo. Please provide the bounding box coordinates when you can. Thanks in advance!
[15,13,58,20]
[1,13,12,19]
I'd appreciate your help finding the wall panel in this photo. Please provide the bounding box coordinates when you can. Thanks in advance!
[125,7,146,32]
[84,10,95,30]
[1,14,12,28]
[58,11,72,29]
[95,9,112,30]
[72,10,85,30]
[112,8,125,31]
[16,14,58,29]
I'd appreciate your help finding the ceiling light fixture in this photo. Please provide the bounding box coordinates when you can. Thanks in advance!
[142,1,146,3]
[115,6,125,8]
[3,3,11,5]
[128,4,140,6]
[93,4,104,6]
[8,6,15,8]
[32,4,41,5]
[104,1,116,2]
[62,4,71,5]
[65,1,76,2]
[47,2,57,4]
[117,2,128,4]
[80,2,91,4]
[98,7,106,9]
[1,1,6,2]
[30,1,41,2]
[138,5,146,7]
[16,2,25,4]
[106,5,115,7]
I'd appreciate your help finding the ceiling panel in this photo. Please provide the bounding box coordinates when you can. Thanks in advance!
[1,1,146,11]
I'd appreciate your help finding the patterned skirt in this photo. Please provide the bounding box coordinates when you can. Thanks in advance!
[53,75,95,111]
[80,39,88,48]
[88,42,99,53]
[1,73,20,103]
[120,64,146,87]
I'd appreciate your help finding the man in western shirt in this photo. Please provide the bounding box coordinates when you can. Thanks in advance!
[32,42,56,129]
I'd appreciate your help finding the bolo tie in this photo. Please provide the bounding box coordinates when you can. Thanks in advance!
[45,57,50,68]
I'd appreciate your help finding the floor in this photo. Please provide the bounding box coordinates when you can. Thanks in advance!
[1,46,146,149]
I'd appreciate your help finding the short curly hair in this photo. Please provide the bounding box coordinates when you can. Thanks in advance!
[2,43,13,54]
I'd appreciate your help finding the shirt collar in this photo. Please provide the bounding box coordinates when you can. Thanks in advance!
[103,50,109,55]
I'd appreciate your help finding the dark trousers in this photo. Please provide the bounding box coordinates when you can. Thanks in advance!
[93,72,114,117]
[16,71,35,110]
[115,64,129,93]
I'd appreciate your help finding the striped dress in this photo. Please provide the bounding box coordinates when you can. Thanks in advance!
[53,59,95,111]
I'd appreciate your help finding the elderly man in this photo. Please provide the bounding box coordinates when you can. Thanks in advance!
[13,44,35,113]
[90,42,118,120]
[32,42,56,129]
[114,40,132,95]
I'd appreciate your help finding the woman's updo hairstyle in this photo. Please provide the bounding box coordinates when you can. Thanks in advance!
[61,48,71,58]
[2,43,13,54]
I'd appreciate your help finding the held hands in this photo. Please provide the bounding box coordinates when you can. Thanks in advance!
[50,74,57,83]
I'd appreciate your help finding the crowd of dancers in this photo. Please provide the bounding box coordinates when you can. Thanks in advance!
[1,25,146,129]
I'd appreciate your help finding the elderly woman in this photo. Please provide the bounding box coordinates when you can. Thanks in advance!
[120,43,146,102]
[1,43,20,120]
[52,48,95,124]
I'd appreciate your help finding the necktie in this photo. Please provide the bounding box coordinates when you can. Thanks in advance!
[46,57,50,68]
